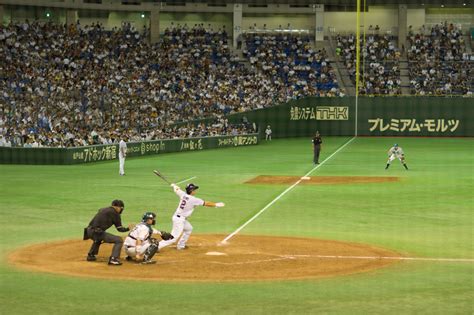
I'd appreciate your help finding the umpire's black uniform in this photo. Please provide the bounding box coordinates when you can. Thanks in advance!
[85,200,129,265]
[312,132,322,164]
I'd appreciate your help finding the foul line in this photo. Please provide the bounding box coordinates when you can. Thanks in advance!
[176,176,197,185]
[221,137,356,244]
[284,254,474,263]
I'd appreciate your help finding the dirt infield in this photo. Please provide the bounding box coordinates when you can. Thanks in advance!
[246,175,399,185]
[8,234,401,282]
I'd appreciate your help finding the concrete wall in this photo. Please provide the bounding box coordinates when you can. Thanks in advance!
[3,5,473,38]
[160,12,232,33]
[407,9,426,32]
[242,13,314,31]
[108,11,148,31]
[325,6,399,34]
[425,8,474,32]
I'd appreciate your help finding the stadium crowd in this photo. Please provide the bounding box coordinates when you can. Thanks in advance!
[2,20,472,148]
[336,33,402,95]
[243,32,342,97]
[407,22,473,96]
[0,21,278,147]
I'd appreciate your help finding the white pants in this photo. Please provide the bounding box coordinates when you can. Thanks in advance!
[124,241,151,257]
[119,155,125,175]
[387,154,404,164]
[158,215,193,250]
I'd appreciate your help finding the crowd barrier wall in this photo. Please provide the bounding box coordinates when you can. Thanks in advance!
[0,134,259,165]
[229,97,473,138]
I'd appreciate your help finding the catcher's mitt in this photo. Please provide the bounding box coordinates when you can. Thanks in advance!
[160,231,174,241]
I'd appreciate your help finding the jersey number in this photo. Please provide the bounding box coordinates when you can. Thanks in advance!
[179,200,187,210]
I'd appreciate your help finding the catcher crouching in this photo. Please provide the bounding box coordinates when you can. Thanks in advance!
[123,212,173,264]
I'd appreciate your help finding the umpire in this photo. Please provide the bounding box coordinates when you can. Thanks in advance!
[84,200,130,265]
[312,131,322,164]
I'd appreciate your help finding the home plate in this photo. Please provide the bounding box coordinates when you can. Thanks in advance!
[206,251,227,256]
[301,176,311,180]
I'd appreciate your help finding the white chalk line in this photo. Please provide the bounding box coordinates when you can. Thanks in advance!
[280,254,474,263]
[206,254,474,266]
[176,176,197,185]
[209,257,292,265]
[221,137,356,244]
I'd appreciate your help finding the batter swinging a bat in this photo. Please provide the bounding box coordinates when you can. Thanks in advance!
[159,182,225,250]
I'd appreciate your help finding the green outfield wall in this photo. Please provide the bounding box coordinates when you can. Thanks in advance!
[0,134,259,165]
[229,97,473,138]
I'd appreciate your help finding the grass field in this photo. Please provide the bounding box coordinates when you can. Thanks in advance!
[0,137,473,314]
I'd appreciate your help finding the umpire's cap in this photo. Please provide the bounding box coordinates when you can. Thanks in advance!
[185,183,199,194]
[112,199,125,208]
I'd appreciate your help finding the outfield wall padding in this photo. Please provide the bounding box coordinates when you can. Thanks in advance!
[0,134,259,165]
[229,97,473,138]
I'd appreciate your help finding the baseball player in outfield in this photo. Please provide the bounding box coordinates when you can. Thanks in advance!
[123,212,173,264]
[385,143,409,170]
[119,137,127,176]
[159,183,225,250]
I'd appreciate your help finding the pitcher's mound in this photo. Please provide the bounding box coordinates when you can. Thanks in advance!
[8,234,401,282]
[246,175,399,185]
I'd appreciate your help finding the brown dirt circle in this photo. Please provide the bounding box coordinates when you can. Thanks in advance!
[8,234,402,282]
[246,175,399,185]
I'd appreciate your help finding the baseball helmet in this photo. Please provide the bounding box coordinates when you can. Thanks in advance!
[394,143,399,147]
[185,183,199,194]
[142,212,156,225]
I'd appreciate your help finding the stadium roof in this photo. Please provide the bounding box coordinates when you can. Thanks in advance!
[159,0,471,6]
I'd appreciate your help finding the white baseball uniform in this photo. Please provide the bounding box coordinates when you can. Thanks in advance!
[387,146,405,163]
[119,139,127,175]
[265,126,272,140]
[158,186,205,250]
[123,223,161,257]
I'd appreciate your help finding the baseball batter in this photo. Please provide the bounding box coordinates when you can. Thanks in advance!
[385,143,408,170]
[159,183,225,250]
[119,137,127,176]
[123,212,173,264]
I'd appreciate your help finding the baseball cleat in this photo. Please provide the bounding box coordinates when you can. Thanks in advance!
[140,260,157,265]
[108,257,122,265]
[86,255,97,261]
[177,245,189,250]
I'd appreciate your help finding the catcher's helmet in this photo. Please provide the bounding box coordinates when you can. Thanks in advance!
[185,183,199,194]
[142,212,156,225]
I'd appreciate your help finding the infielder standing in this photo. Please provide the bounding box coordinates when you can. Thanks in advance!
[159,183,225,250]
[123,212,173,264]
[265,125,272,141]
[119,137,127,176]
[385,143,408,170]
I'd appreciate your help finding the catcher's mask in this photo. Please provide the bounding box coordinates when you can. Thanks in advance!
[185,183,199,194]
[142,212,156,225]
[112,199,125,214]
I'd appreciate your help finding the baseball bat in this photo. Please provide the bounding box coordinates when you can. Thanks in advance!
[153,170,172,185]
